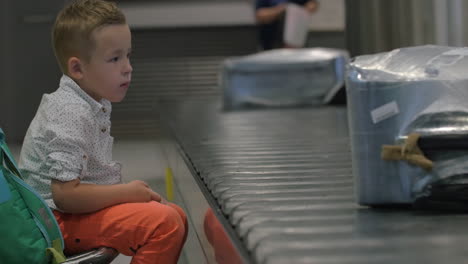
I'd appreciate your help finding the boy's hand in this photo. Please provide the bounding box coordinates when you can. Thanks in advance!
[160,197,168,205]
[125,180,164,203]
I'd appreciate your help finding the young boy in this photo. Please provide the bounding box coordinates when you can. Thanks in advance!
[18,0,187,263]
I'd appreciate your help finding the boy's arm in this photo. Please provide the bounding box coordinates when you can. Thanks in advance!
[51,179,162,214]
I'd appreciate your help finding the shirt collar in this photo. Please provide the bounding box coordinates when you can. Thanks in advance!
[59,75,112,116]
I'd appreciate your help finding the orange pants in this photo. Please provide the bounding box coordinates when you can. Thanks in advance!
[53,201,188,264]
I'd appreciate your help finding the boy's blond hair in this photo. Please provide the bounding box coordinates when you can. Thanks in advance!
[52,0,126,74]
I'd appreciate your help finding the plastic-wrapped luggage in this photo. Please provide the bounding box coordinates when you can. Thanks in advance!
[221,48,349,110]
[346,45,468,210]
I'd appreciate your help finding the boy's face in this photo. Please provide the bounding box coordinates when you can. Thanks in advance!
[78,24,132,103]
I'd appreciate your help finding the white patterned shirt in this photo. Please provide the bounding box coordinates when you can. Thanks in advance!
[19,75,122,210]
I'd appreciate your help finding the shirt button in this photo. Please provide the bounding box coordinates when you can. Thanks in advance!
[101,128,107,133]
[102,107,107,113]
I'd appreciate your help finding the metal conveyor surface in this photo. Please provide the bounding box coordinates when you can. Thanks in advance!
[161,98,468,264]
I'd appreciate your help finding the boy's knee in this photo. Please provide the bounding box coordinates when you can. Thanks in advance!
[151,205,185,239]
[168,203,187,225]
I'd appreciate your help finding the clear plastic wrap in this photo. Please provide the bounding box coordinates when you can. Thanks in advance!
[221,48,349,110]
[346,45,468,207]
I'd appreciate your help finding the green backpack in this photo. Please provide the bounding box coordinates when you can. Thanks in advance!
[0,128,66,263]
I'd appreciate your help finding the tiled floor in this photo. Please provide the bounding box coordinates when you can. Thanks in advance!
[9,139,189,264]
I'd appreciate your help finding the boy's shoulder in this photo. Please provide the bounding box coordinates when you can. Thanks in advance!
[42,88,94,116]
[38,88,97,127]
[34,75,108,129]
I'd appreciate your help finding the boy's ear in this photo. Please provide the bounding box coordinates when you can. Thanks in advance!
[67,57,83,80]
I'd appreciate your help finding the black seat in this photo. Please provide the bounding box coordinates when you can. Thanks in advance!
[62,247,119,264]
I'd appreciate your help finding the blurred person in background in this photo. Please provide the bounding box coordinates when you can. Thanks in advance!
[255,0,319,50]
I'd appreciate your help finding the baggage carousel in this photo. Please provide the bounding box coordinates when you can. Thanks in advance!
[159,98,468,264]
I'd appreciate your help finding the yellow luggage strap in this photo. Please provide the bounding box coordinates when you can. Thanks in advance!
[381,133,433,171]
[46,239,66,264]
